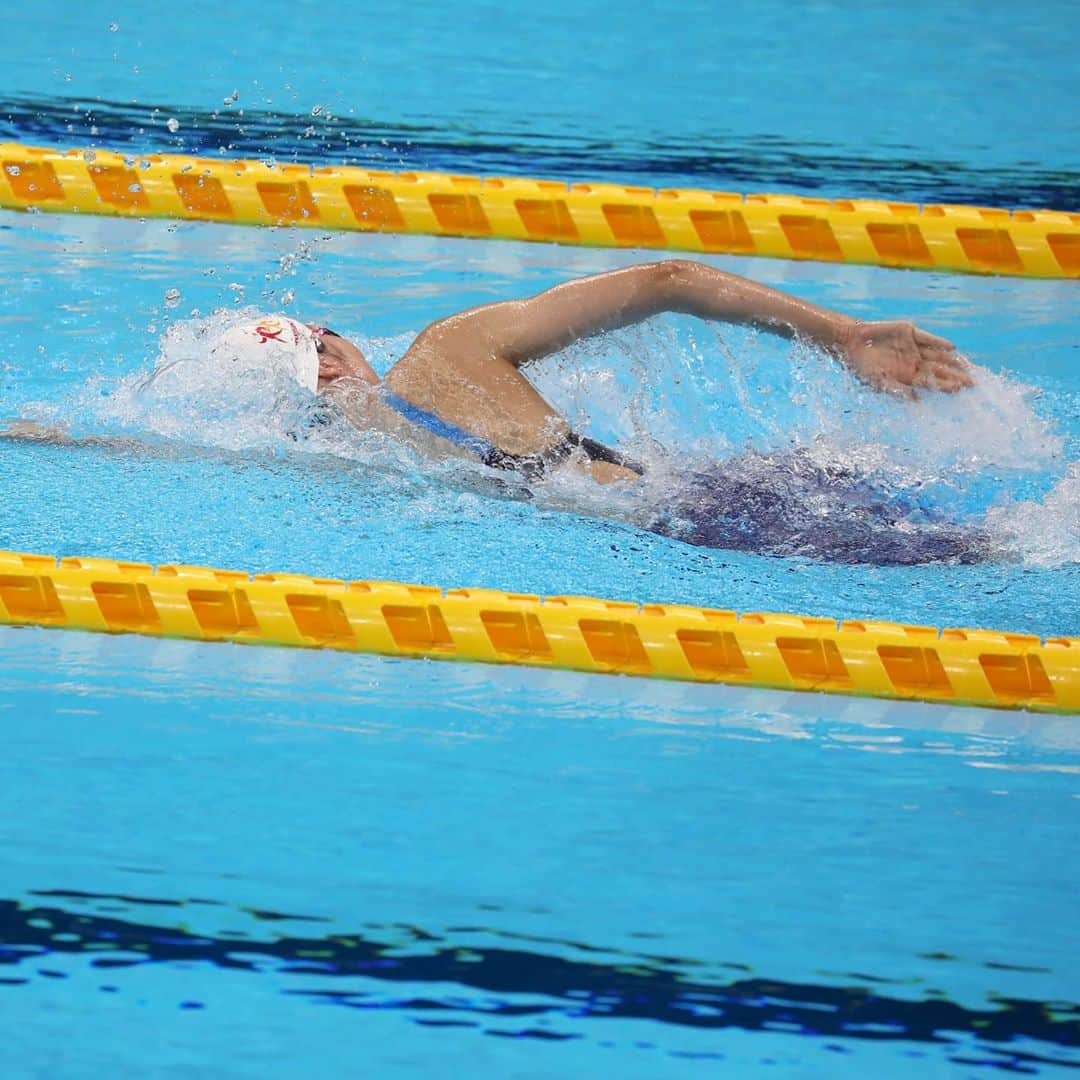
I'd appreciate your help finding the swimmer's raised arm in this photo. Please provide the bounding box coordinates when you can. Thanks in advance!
[410,259,972,398]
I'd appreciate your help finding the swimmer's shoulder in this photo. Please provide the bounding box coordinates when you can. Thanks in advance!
[382,330,450,407]
[319,372,472,460]
[383,321,498,408]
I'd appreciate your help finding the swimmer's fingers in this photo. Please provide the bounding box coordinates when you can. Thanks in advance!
[911,363,974,393]
[920,343,974,377]
[840,319,972,398]
[913,326,957,353]
[922,352,975,390]
[924,346,970,372]
[882,354,961,397]
[936,366,974,392]
[912,328,975,391]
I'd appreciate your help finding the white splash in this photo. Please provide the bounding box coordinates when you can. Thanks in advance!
[83,308,314,451]
[985,462,1080,567]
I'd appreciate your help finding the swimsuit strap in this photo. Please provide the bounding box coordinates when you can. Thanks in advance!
[380,389,503,461]
[380,389,644,478]
[565,432,645,476]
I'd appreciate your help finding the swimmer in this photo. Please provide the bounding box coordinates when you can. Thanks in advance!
[2,260,981,564]
[294,259,973,484]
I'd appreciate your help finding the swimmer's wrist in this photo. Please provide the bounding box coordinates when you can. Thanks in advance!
[828,315,860,357]
[783,308,857,355]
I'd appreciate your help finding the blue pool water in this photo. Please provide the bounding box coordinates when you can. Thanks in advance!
[2,1,1079,1076]
[3,0,1079,207]
[2,218,1077,630]
[2,629,1079,1077]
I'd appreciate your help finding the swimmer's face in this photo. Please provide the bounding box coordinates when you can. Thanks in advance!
[312,328,380,389]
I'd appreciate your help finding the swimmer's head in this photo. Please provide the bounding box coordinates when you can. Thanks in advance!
[207,315,320,392]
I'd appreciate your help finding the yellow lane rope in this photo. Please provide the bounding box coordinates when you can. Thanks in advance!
[0,550,1076,713]
[2,142,1078,278]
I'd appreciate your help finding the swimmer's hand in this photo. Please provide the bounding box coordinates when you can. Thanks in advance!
[316,335,380,387]
[838,320,974,398]
[317,351,360,383]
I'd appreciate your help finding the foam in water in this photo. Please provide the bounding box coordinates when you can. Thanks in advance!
[96,309,321,451]
[985,462,1080,568]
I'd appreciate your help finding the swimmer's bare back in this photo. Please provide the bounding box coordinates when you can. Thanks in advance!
[355,260,973,484]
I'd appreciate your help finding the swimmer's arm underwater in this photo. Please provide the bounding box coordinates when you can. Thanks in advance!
[0,420,213,459]
[404,259,972,398]
[0,418,388,490]
[0,419,142,448]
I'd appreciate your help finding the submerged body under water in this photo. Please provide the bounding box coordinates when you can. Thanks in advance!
[303,403,992,568]
[5,411,992,568]
[643,450,991,566]
[302,379,991,568]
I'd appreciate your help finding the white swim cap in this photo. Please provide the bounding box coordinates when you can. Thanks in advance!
[206,315,319,393]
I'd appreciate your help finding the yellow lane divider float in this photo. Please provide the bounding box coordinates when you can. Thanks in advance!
[0,550,1076,713]
[2,142,1078,278]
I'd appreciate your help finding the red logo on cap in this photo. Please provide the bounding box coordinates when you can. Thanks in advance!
[254,321,286,344]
